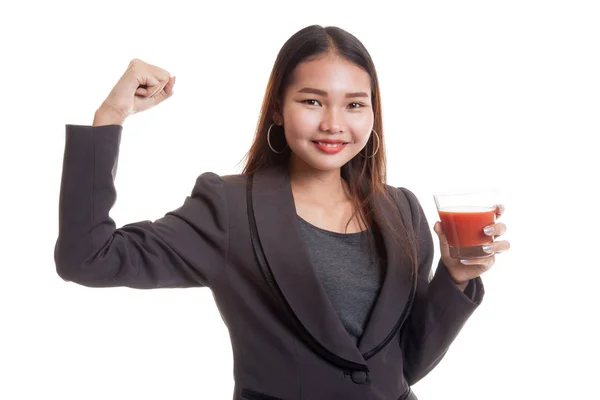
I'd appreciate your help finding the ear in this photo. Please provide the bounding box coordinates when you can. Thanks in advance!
[272,112,283,126]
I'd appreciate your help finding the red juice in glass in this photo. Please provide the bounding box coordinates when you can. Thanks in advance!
[433,190,499,259]
[437,206,496,258]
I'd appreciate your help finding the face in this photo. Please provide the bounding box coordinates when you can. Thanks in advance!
[277,53,375,173]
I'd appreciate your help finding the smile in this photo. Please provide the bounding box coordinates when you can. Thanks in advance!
[312,140,349,154]
[313,141,346,147]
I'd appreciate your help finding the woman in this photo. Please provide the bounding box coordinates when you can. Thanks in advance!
[55,25,510,400]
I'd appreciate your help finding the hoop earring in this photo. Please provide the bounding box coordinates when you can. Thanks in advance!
[267,123,288,154]
[360,129,380,159]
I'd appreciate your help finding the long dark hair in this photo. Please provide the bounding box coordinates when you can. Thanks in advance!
[242,25,418,273]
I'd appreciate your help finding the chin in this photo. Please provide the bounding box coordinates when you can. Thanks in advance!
[289,143,362,172]
[310,162,346,172]
[298,153,354,172]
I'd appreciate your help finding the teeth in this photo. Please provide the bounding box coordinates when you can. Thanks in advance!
[317,142,344,147]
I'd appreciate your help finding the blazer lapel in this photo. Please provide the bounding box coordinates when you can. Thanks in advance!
[251,166,366,367]
[357,188,415,355]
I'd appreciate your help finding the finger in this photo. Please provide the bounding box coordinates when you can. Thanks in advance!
[134,74,160,96]
[484,222,507,237]
[151,80,176,105]
[145,64,171,94]
[460,255,495,269]
[163,75,176,96]
[135,87,150,97]
[147,75,168,98]
[482,240,511,255]
[495,204,505,217]
[433,221,444,237]
[135,70,170,98]
[152,66,172,84]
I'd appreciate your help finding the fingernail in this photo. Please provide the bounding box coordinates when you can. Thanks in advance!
[482,244,494,254]
[460,259,475,265]
[484,226,494,236]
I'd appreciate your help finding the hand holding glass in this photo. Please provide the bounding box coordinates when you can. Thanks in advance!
[433,190,498,259]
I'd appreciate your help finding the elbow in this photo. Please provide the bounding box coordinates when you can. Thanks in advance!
[403,366,419,387]
[403,364,428,387]
[54,241,82,283]
[55,259,77,283]
[54,238,100,286]
[54,238,73,281]
[54,257,108,287]
[402,350,448,387]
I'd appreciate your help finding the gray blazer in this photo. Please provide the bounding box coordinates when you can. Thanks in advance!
[55,124,483,400]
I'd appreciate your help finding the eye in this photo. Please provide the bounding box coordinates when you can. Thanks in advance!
[348,102,365,109]
[301,99,321,106]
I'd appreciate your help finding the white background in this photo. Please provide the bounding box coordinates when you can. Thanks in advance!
[1,1,599,399]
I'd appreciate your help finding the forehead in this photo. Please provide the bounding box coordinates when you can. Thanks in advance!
[288,54,371,92]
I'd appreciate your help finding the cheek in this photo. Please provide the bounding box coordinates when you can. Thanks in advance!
[353,114,375,143]
[283,108,320,139]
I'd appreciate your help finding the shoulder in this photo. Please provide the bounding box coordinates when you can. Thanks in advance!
[383,184,423,214]
[382,184,428,231]
[191,172,247,189]
[189,172,248,204]
[221,173,249,186]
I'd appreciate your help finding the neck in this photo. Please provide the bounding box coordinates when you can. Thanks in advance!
[287,157,349,206]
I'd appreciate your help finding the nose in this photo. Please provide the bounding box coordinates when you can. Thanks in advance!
[319,107,345,133]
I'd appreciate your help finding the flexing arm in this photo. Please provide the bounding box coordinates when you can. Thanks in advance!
[54,124,228,288]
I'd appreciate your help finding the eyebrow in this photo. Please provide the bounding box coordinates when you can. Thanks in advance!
[297,87,369,98]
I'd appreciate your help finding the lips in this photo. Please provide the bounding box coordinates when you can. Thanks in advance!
[313,141,346,147]
[311,139,349,146]
[312,139,349,154]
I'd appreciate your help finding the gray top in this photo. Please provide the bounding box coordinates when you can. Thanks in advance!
[297,215,385,345]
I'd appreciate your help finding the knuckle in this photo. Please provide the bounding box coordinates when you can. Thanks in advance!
[158,68,171,81]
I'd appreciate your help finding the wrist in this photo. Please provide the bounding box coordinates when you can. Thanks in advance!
[455,280,469,292]
[93,103,127,126]
[444,264,470,289]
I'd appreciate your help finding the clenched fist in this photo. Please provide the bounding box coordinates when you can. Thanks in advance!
[93,59,175,126]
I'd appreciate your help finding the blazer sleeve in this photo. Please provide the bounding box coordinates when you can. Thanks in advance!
[398,187,485,386]
[54,124,229,289]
